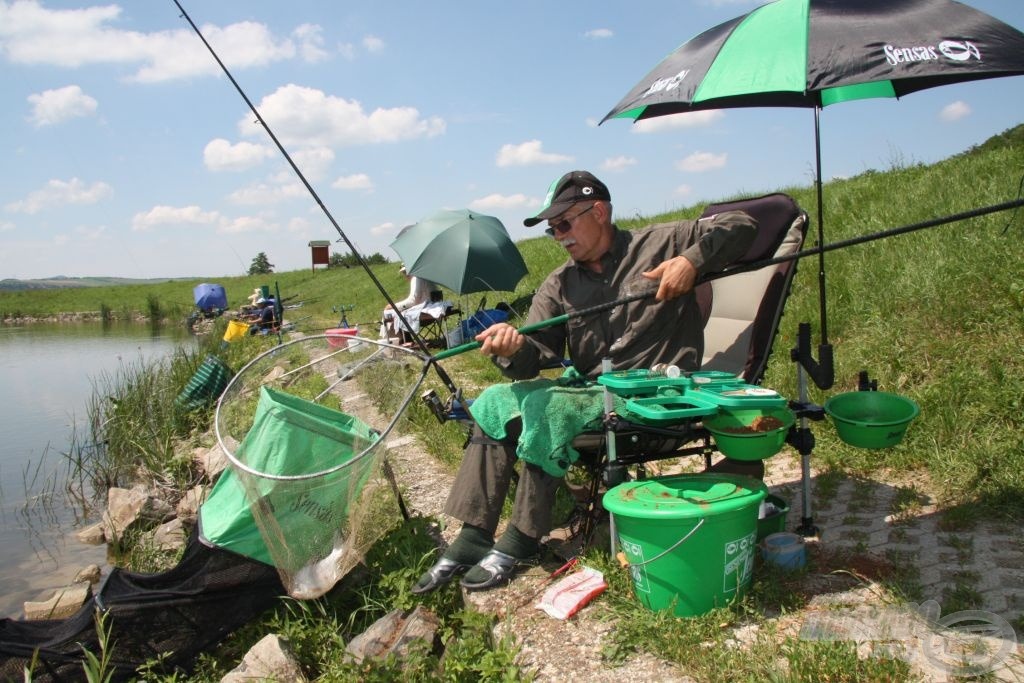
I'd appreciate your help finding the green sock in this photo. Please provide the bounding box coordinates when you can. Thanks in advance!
[492,525,540,559]
[443,524,494,565]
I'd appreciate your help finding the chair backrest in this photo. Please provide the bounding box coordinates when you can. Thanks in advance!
[697,193,808,384]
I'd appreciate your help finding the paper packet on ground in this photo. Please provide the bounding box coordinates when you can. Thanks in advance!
[535,566,607,620]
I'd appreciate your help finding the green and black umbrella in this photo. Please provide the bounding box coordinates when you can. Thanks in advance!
[390,208,528,295]
[602,0,1024,342]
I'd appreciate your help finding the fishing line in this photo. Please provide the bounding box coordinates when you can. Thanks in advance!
[170,1,453,387]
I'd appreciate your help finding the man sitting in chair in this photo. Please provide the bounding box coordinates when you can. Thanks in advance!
[413,170,759,594]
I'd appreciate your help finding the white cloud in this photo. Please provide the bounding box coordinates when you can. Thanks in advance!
[601,156,637,172]
[585,28,613,39]
[337,42,356,60]
[219,215,278,235]
[469,193,533,212]
[228,181,307,206]
[363,35,385,53]
[74,224,107,240]
[0,220,15,232]
[5,177,113,214]
[676,151,727,172]
[27,85,97,127]
[237,84,445,148]
[940,100,971,122]
[286,217,310,234]
[293,23,328,63]
[203,138,273,171]
[370,221,396,236]
[131,205,221,232]
[0,1,300,82]
[332,173,374,191]
[674,184,694,197]
[495,140,573,167]
[633,110,724,133]
[291,146,336,180]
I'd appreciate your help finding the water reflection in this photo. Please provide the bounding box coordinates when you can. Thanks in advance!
[0,322,192,618]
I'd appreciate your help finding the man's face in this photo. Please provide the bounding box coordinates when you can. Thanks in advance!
[546,202,603,263]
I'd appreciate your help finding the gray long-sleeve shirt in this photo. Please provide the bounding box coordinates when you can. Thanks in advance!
[497,210,757,379]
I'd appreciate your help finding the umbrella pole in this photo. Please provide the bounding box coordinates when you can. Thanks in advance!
[813,107,829,346]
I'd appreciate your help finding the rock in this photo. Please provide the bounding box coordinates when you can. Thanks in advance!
[345,606,440,664]
[221,634,307,683]
[76,522,107,545]
[177,484,207,524]
[151,518,186,551]
[197,439,232,480]
[74,564,102,585]
[102,485,175,542]
[23,582,92,621]
[262,366,287,383]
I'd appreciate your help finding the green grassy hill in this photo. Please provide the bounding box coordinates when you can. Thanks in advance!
[3,124,1022,519]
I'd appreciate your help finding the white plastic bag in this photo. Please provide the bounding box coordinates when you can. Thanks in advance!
[535,566,607,620]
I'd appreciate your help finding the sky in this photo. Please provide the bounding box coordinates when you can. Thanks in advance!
[1,0,1023,281]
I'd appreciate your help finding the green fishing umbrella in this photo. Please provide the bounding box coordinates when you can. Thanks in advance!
[602,0,1024,344]
[390,208,528,295]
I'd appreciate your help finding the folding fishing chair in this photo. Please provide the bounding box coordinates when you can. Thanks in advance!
[564,192,809,542]
[415,290,461,348]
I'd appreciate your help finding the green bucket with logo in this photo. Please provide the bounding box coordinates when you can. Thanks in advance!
[603,473,767,617]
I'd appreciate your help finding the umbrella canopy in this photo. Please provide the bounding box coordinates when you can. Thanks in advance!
[602,0,1024,119]
[193,283,227,310]
[390,209,528,295]
[602,0,1024,347]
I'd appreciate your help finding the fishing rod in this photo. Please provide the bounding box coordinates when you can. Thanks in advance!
[170,1,456,389]
[431,196,1024,362]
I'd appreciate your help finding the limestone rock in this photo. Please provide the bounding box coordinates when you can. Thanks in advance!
[177,484,207,524]
[197,439,232,480]
[221,634,307,683]
[345,606,440,664]
[151,517,186,551]
[102,485,175,542]
[74,564,102,585]
[23,582,92,621]
[76,522,107,545]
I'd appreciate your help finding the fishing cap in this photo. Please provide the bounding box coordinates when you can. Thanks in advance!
[524,170,611,227]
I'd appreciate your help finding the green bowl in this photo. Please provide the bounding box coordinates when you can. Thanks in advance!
[703,407,795,461]
[824,391,919,449]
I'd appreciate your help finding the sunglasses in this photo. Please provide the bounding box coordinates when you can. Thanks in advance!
[545,204,595,237]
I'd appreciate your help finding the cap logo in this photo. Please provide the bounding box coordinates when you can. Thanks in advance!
[581,186,593,196]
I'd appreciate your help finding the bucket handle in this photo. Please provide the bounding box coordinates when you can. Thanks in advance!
[621,518,705,568]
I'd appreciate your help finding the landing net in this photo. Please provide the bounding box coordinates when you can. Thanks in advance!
[212,335,429,598]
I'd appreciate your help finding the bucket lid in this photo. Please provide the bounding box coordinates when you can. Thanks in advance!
[603,473,767,519]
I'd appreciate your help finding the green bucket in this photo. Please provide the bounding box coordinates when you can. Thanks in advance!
[603,473,767,618]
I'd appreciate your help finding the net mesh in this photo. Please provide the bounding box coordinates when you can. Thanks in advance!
[213,335,428,598]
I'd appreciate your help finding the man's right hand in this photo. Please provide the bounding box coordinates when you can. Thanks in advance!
[476,322,524,357]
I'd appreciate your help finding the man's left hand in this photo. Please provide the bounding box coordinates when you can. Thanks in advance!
[641,255,697,301]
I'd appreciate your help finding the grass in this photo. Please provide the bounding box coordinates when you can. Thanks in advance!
[13,124,1024,681]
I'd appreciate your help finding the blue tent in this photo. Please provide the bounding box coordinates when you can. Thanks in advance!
[193,283,228,311]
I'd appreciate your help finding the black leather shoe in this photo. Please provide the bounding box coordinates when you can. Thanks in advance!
[459,549,538,591]
[411,557,471,595]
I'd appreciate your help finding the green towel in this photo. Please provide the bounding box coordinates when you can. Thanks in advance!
[469,369,626,477]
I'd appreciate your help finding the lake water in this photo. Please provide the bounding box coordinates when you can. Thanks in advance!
[0,322,193,619]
